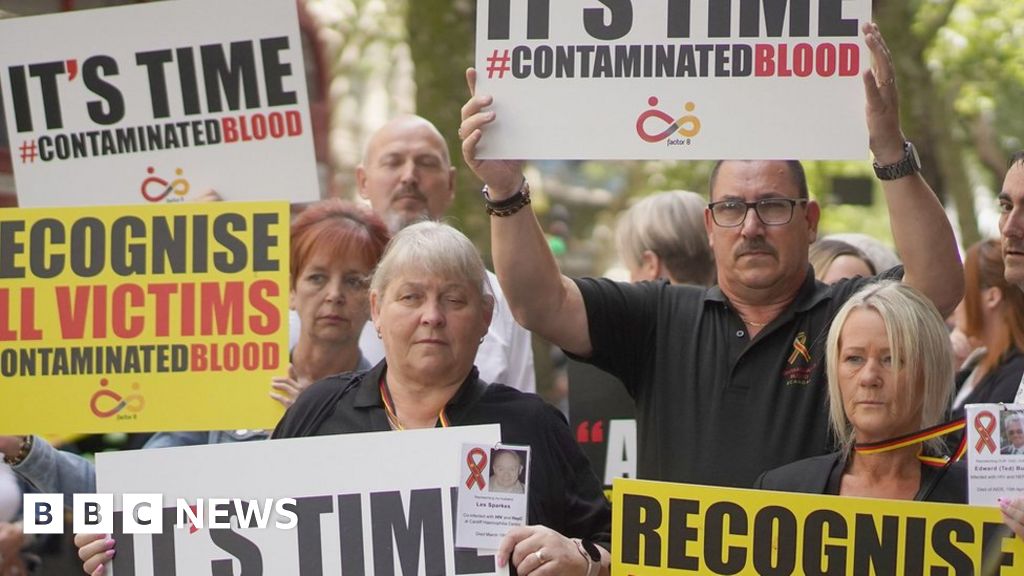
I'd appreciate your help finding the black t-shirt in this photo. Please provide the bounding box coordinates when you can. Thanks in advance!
[273,361,611,545]
[573,266,903,487]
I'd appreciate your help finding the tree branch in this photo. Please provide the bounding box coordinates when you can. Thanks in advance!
[970,111,1009,186]
[917,0,959,45]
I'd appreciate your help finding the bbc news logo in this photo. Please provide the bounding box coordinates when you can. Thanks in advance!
[23,494,298,534]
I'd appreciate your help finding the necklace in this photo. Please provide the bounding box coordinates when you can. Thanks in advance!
[740,316,770,327]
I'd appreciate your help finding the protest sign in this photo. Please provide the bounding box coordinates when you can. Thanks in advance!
[95,425,507,576]
[475,0,871,160]
[967,403,1024,506]
[0,202,289,434]
[0,0,318,206]
[568,359,636,492]
[612,477,1023,575]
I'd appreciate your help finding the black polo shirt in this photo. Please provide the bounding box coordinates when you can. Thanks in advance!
[573,266,903,487]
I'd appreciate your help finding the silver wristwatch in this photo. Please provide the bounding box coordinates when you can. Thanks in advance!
[873,141,921,181]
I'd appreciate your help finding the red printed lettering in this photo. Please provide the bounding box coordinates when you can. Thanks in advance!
[55,286,90,339]
[248,280,280,335]
[147,283,178,337]
[754,44,774,76]
[200,281,245,335]
[111,283,145,338]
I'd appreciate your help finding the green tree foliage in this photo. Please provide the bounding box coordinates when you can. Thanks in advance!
[931,0,1024,188]
[405,0,485,246]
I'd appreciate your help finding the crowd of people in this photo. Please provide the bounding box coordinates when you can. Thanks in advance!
[1,20,1024,576]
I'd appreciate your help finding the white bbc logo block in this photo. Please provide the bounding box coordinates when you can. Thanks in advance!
[73,493,113,534]
[123,494,163,534]
[23,494,64,534]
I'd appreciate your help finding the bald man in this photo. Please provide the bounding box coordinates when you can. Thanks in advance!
[354,115,536,392]
[356,116,457,232]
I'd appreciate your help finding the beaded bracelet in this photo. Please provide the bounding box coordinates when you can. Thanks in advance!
[3,435,33,466]
[482,178,531,217]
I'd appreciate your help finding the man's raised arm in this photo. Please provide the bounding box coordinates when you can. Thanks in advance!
[863,22,963,315]
[459,68,592,357]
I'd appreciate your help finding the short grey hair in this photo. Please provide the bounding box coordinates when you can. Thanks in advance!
[825,281,954,455]
[826,233,901,273]
[1006,412,1024,430]
[371,221,493,302]
[615,190,714,286]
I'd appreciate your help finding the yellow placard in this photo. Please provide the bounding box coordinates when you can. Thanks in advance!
[612,478,1024,575]
[0,202,289,434]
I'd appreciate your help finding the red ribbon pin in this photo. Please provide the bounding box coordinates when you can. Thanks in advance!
[974,410,998,454]
[466,448,488,490]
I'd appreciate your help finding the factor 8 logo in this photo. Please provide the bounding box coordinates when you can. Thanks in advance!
[635,97,701,145]
[140,166,190,202]
[90,378,145,419]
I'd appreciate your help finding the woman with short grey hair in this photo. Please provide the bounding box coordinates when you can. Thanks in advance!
[279,221,611,575]
[370,220,493,308]
[615,190,714,286]
[79,222,612,576]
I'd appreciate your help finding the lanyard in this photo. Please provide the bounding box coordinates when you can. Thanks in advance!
[853,419,967,468]
[379,375,450,430]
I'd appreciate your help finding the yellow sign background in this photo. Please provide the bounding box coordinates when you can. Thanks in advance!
[613,477,1024,575]
[0,202,289,434]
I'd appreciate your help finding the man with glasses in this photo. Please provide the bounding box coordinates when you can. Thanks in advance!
[459,23,963,487]
[1002,414,1024,455]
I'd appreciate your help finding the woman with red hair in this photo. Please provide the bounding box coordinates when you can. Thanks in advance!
[270,199,390,406]
[950,238,1024,419]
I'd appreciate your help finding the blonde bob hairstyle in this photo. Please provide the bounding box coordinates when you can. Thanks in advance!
[825,281,954,455]
[615,190,714,286]
[370,221,494,309]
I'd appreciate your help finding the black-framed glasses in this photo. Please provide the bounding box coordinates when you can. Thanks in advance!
[708,198,808,227]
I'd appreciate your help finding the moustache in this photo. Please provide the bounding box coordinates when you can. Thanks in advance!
[734,238,778,258]
[1004,240,1024,254]
[392,185,428,205]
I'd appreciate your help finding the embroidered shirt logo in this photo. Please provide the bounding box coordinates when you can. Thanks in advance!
[788,332,811,364]
[783,331,812,386]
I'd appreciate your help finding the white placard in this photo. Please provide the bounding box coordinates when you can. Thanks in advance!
[966,403,1024,506]
[475,0,872,160]
[0,0,319,207]
[96,425,509,576]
